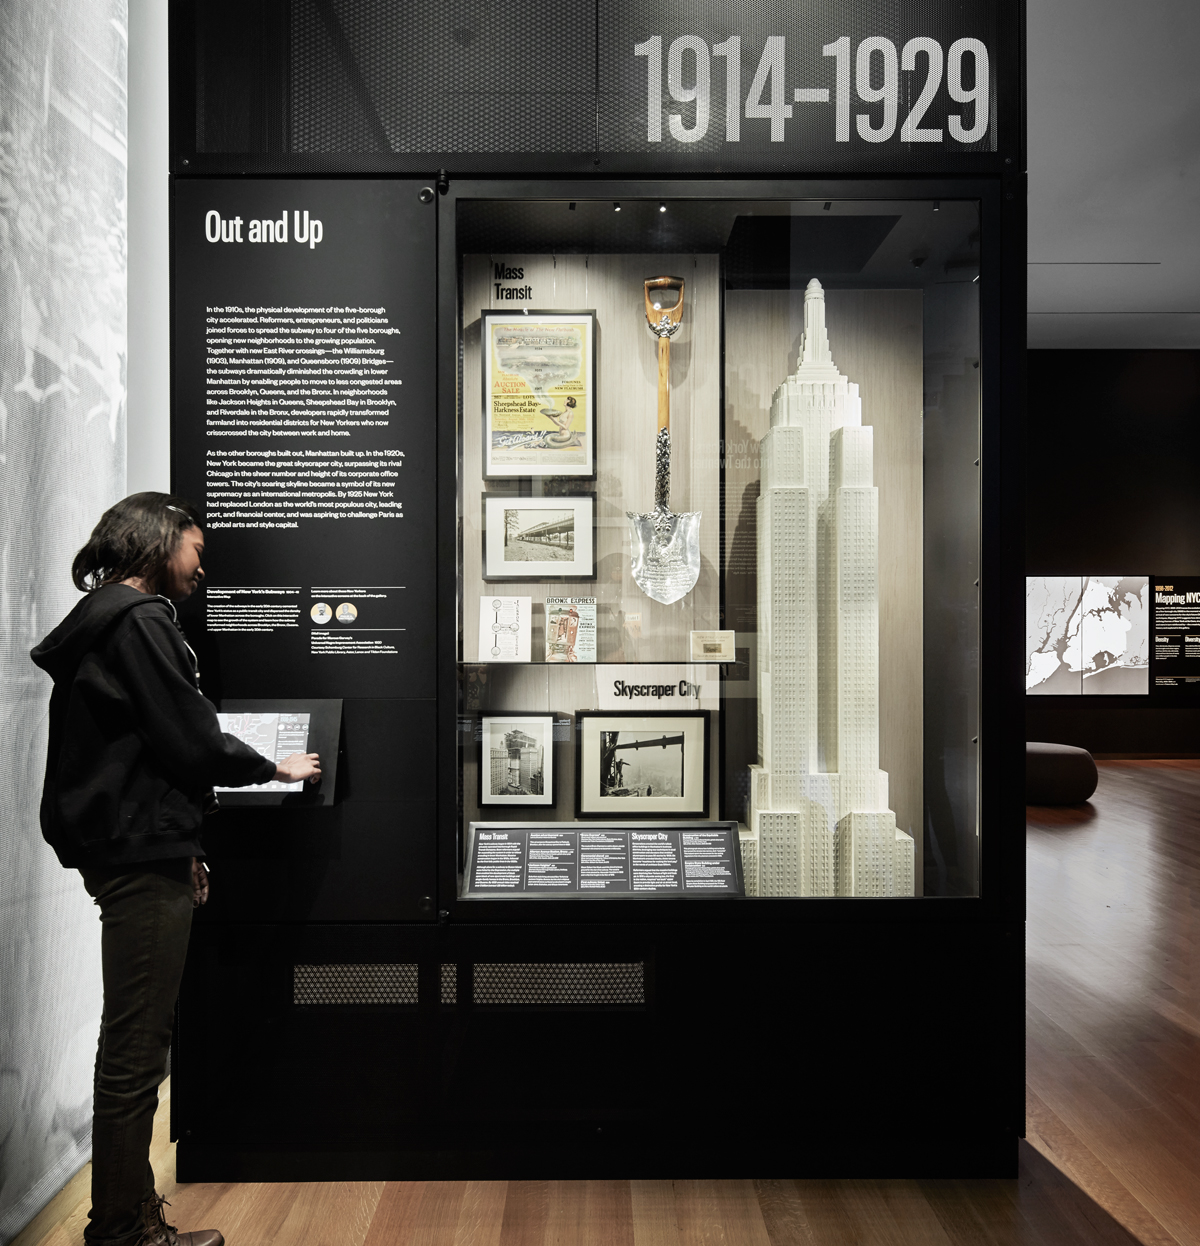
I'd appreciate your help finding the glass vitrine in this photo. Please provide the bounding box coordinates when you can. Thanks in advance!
[452,190,981,899]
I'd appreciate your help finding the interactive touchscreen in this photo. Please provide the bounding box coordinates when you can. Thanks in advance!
[215,711,312,793]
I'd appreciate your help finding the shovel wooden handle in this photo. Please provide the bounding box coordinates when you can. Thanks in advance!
[658,336,671,433]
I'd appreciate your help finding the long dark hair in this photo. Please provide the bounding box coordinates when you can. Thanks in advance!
[72,492,204,592]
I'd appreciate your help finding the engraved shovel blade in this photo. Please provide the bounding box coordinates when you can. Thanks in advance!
[626,507,701,605]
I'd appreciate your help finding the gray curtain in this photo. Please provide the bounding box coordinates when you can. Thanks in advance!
[0,1,127,1240]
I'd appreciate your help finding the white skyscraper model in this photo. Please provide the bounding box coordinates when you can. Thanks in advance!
[744,279,914,897]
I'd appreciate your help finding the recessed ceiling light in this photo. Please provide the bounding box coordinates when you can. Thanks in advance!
[613,202,621,212]
[659,202,667,213]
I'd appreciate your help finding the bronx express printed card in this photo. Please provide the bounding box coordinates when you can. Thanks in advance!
[545,597,596,662]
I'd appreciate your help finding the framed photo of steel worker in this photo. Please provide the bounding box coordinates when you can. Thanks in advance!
[575,711,709,818]
[482,493,595,581]
[479,713,556,807]
[481,310,596,479]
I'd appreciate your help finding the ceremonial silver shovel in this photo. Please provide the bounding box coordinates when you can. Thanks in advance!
[627,275,700,605]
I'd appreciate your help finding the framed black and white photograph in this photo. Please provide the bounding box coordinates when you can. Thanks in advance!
[576,711,709,818]
[483,494,595,580]
[482,310,596,479]
[479,714,555,806]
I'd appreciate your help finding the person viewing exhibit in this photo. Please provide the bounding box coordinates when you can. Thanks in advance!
[29,493,321,1246]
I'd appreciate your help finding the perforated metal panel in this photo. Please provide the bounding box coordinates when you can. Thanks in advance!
[290,0,596,155]
[473,962,645,1006]
[441,963,458,1005]
[293,963,418,1005]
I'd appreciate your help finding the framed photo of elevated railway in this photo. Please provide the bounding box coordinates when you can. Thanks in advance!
[481,310,596,479]
[575,711,710,818]
[482,494,595,581]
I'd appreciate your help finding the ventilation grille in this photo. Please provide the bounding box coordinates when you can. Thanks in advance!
[441,963,457,1005]
[474,962,644,1006]
[293,963,418,1005]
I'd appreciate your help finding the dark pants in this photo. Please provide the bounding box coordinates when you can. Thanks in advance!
[79,867,194,1246]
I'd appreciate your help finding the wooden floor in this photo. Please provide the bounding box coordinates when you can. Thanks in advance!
[14,760,1200,1246]
[1027,760,1200,1246]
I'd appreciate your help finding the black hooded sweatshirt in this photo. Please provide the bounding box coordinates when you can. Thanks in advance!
[30,583,276,868]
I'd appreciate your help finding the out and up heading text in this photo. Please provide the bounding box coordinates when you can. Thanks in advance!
[206,210,324,249]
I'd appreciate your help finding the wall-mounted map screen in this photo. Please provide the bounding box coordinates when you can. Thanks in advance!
[211,698,342,805]
[1025,576,1150,695]
[215,712,311,793]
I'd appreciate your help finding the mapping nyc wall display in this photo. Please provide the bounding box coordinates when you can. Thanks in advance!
[483,494,596,580]
[576,711,709,818]
[482,311,596,478]
[461,822,743,897]
[172,180,436,699]
[1152,578,1200,697]
[743,280,914,899]
[479,714,556,806]
[1024,577,1151,696]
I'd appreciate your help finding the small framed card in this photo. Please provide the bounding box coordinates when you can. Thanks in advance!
[689,630,736,662]
[545,597,596,662]
[576,711,710,818]
[479,713,555,806]
[483,494,595,580]
[482,310,596,479]
[478,595,532,662]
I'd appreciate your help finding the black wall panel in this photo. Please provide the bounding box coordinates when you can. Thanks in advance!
[171,178,440,919]
[177,917,1022,1178]
[1025,350,1200,754]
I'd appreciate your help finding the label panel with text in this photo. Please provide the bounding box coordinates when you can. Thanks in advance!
[172,180,437,699]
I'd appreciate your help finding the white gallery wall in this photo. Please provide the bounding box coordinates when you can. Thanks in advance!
[126,0,170,492]
[0,1,127,1240]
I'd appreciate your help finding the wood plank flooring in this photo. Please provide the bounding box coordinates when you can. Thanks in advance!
[13,759,1200,1246]
[1027,759,1200,1246]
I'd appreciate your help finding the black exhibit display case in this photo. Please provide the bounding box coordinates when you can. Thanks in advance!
[169,0,1026,1179]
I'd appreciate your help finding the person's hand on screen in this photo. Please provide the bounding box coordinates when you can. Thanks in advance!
[191,858,210,908]
[276,752,321,784]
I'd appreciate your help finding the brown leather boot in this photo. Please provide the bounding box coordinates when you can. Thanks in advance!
[137,1194,225,1246]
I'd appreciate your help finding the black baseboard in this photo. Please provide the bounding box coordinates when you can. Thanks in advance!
[1026,703,1200,756]
[176,1135,1020,1182]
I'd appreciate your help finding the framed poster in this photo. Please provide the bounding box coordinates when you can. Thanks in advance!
[482,310,596,478]
[483,494,595,580]
[479,714,555,806]
[576,711,710,818]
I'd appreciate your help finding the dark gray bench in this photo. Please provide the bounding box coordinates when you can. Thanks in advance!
[1026,741,1098,805]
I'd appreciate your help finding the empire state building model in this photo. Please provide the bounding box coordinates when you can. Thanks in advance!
[744,279,915,897]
